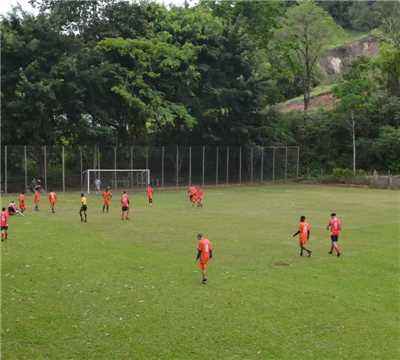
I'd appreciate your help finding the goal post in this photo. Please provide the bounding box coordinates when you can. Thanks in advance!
[82,169,150,193]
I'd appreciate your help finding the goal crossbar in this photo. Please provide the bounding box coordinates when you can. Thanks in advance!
[82,169,150,193]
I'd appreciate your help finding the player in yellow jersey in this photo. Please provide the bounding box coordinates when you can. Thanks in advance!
[80,193,88,222]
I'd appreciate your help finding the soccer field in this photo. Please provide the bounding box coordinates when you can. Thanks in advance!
[1,184,399,360]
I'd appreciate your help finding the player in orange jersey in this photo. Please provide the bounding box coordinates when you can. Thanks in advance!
[195,233,213,284]
[48,190,57,213]
[293,215,312,257]
[194,187,203,208]
[146,185,154,205]
[121,191,130,220]
[1,207,10,241]
[19,192,26,213]
[327,213,342,257]
[34,189,41,211]
[188,186,197,206]
[102,187,112,213]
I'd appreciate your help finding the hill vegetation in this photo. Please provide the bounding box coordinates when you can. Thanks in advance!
[1,0,399,173]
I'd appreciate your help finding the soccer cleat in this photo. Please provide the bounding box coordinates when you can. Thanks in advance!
[328,251,333,255]
[337,253,341,257]
[308,251,312,257]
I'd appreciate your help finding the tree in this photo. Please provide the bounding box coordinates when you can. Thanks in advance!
[333,79,371,175]
[276,0,343,110]
[95,34,198,144]
[373,126,400,173]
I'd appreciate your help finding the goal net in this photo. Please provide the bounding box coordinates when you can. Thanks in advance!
[82,169,150,193]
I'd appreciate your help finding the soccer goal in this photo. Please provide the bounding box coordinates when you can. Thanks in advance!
[82,169,150,193]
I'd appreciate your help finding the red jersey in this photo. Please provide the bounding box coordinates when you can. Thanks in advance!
[328,217,341,236]
[298,222,311,242]
[102,191,112,204]
[0,211,9,227]
[48,192,57,203]
[19,193,26,208]
[198,238,213,262]
[121,194,129,207]
[146,186,154,198]
[196,188,203,200]
[189,186,197,196]
[34,191,41,204]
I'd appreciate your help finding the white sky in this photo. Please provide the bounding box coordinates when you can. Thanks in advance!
[0,0,196,16]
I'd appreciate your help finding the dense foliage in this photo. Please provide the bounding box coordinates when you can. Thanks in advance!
[1,0,399,173]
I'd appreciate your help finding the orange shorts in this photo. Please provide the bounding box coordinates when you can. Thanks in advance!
[199,259,209,271]
[50,201,56,207]
[299,239,307,246]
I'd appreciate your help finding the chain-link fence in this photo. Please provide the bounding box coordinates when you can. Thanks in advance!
[0,145,300,193]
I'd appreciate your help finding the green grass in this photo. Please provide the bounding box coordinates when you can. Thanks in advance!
[326,30,369,50]
[1,185,399,359]
[282,84,334,106]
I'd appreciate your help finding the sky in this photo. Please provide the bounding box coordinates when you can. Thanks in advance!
[0,0,197,16]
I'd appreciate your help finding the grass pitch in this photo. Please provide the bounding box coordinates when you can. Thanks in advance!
[1,185,399,359]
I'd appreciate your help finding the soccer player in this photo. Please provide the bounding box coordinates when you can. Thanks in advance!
[194,187,203,208]
[146,185,154,205]
[79,193,88,222]
[327,213,342,257]
[121,191,130,220]
[34,189,41,211]
[195,233,213,284]
[1,207,9,241]
[102,187,112,213]
[7,201,24,216]
[48,190,57,213]
[95,178,101,194]
[292,216,312,257]
[188,186,197,206]
[19,191,26,213]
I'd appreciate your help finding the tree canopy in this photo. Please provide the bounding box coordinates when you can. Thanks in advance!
[1,0,399,173]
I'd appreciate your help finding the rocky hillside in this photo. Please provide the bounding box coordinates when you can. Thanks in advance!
[278,35,379,112]
[320,35,379,75]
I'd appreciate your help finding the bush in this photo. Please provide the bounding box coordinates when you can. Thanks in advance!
[319,168,369,184]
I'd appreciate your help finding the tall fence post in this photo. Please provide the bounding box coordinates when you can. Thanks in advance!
[145,147,149,170]
[261,147,264,182]
[130,146,134,187]
[226,146,230,184]
[4,145,7,194]
[93,145,97,173]
[80,147,83,191]
[62,146,65,192]
[189,146,192,186]
[97,146,101,179]
[285,146,288,181]
[44,145,47,191]
[250,147,254,183]
[239,146,242,185]
[272,147,275,182]
[215,146,219,185]
[176,145,179,187]
[296,146,300,178]
[114,147,117,189]
[202,146,205,186]
[24,145,28,191]
[161,146,165,187]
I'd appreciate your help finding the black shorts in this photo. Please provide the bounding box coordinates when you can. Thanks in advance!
[122,206,129,212]
[8,207,15,214]
[1,226,8,231]
[80,205,87,212]
[331,235,339,242]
